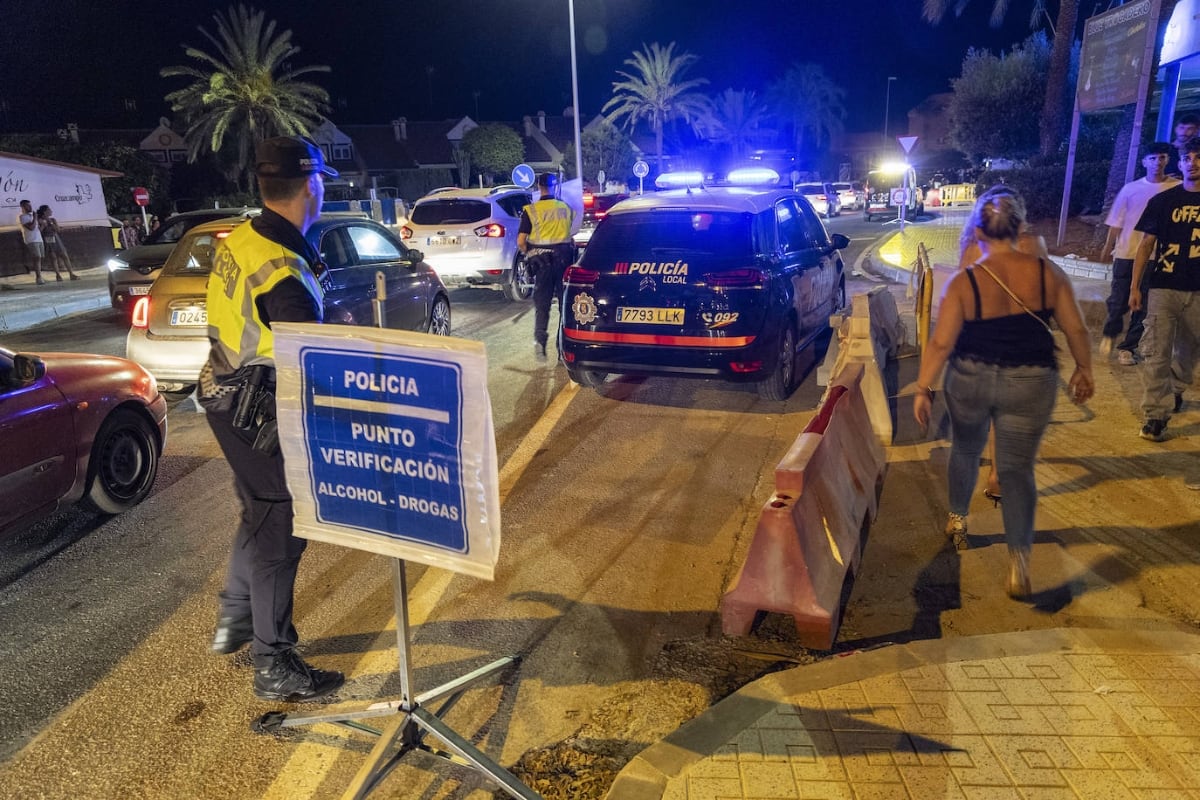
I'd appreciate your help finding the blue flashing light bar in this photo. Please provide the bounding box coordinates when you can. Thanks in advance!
[655,170,705,189]
[726,167,780,186]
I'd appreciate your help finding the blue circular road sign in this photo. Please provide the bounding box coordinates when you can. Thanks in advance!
[512,164,535,189]
[632,160,650,178]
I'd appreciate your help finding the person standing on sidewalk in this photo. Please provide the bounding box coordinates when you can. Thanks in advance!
[37,205,81,281]
[518,172,575,362]
[17,200,46,285]
[1129,135,1200,443]
[914,188,1093,599]
[1099,142,1179,365]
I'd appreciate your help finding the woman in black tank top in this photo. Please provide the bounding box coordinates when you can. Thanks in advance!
[913,188,1094,599]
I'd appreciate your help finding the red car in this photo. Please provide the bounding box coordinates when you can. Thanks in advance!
[0,346,168,535]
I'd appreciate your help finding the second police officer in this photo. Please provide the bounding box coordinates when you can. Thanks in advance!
[518,172,576,362]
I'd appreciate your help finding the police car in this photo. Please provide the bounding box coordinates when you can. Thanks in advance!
[559,170,848,399]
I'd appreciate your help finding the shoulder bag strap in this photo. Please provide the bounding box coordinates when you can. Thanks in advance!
[972,260,1054,334]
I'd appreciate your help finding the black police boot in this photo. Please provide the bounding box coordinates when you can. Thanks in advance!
[211,615,254,654]
[253,649,344,702]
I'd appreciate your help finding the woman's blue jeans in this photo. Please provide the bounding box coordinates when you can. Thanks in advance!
[943,357,1058,552]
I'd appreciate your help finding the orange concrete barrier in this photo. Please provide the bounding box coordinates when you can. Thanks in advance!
[720,362,887,648]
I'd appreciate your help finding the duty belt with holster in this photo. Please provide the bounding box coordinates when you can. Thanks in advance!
[199,361,279,454]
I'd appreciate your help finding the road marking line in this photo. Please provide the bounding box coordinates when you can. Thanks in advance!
[263,379,580,797]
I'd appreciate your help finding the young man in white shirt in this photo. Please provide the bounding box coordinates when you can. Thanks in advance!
[1099,143,1179,364]
[17,199,45,285]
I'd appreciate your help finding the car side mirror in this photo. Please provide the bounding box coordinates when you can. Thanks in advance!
[404,249,424,267]
[831,233,850,250]
[12,353,46,384]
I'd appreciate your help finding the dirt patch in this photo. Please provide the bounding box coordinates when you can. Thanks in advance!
[500,634,819,799]
[1029,215,1107,260]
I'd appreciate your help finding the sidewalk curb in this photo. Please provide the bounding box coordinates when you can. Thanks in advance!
[0,292,112,334]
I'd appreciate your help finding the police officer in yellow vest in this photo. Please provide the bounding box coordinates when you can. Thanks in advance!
[200,136,344,702]
[518,172,576,361]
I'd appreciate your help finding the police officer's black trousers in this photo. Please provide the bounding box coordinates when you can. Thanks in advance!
[532,245,572,347]
[207,406,307,665]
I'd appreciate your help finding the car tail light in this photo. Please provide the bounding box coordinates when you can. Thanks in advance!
[131,296,150,329]
[562,351,576,363]
[400,226,413,240]
[474,223,505,238]
[583,193,595,208]
[215,230,231,239]
[705,268,764,288]
[595,210,608,220]
[563,266,599,286]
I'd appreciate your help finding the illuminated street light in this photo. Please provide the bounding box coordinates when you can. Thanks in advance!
[883,76,897,143]
[568,0,583,183]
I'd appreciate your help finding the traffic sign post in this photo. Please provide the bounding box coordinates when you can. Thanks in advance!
[260,323,536,799]
[632,159,649,194]
[132,186,150,234]
[895,138,917,231]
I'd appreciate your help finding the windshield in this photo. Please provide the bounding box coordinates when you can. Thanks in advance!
[411,199,490,225]
[581,210,754,270]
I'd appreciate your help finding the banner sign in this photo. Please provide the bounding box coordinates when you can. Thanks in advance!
[1076,0,1154,113]
[0,154,114,227]
[274,323,501,580]
[1161,0,1200,66]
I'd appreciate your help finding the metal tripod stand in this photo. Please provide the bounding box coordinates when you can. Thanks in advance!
[253,558,540,799]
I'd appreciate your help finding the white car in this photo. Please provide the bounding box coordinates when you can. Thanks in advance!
[401,185,534,301]
[834,182,864,211]
[796,183,841,218]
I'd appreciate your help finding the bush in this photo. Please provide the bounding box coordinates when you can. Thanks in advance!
[975,158,1108,220]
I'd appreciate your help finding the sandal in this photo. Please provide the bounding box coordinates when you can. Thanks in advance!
[983,488,1002,507]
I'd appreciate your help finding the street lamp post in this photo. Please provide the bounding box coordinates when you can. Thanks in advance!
[568,0,583,184]
[883,76,897,144]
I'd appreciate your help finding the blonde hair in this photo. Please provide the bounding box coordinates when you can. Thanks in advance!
[968,185,1026,242]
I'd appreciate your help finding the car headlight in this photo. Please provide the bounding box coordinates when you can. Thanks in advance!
[107,258,129,272]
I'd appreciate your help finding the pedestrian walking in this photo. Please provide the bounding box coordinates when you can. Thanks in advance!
[1129,135,1200,444]
[198,135,344,702]
[914,188,1093,599]
[37,205,81,280]
[17,199,46,285]
[957,185,1050,506]
[1098,142,1179,365]
[518,172,576,362]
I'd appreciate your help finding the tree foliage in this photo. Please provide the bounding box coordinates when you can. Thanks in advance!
[923,0,1078,157]
[602,42,709,170]
[460,124,523,185]
[564,120,636,186]
[698,89,769,161]
[160,4,330,188]
[947,34,1050,161]
[766,63,845,157]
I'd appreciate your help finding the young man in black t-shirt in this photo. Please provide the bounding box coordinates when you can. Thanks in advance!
[1130,135,1200,446]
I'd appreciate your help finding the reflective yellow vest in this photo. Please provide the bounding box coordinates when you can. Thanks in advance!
[206,222,324,375]
[523,198,574,246]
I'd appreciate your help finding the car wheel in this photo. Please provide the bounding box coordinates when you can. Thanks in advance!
[427,295,452,335]
[567,365,607,388]
[757,322,797,401]
[81,408,160,515]
[504,254,535,301]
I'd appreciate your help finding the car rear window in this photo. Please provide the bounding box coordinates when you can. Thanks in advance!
[161,231,229,276]
[411,199,491,225]
[581,210,755,270]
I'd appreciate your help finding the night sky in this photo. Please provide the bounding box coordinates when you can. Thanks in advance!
[1,0,1098,135]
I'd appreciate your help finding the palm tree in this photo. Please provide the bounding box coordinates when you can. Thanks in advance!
[922,0,1078,157]
[766,64,846,157]
[699,89,769,161]
[602,42,709,171]
[161,4,331,188]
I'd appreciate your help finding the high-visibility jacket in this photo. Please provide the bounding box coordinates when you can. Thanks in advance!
[206,222,324,376]
[523,198,574,247]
